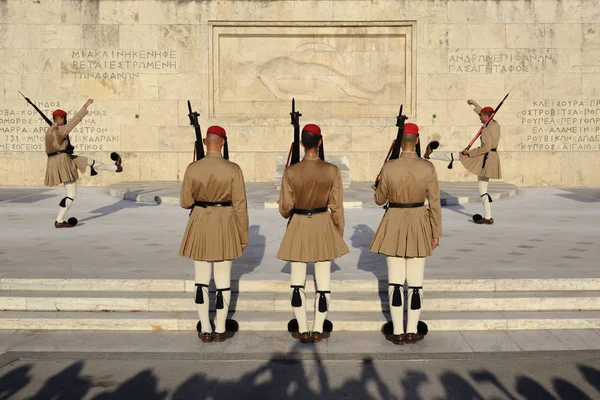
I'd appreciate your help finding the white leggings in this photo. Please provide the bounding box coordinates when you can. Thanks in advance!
[427,152,460,162]
[55,159,117,222]
[478,176,492,219]
[88,158,117,172]
[194,260,232,334]
[387,256,425,335]
[290,261,331,333]
[56,181,77,222]
[428,153,493,218]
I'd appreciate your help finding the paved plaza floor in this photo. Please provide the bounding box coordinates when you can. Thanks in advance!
[0,185,598,281]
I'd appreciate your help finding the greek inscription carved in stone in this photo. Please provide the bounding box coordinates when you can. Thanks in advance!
[65,50,178,80]
[519,100,600,151]
[448,50,558,74]
[0,103,119,152]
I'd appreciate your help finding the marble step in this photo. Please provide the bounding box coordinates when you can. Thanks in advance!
[2,291,600,313]
[1,310,600,331]
[1,278,599,294]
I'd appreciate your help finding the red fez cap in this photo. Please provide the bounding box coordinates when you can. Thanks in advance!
[480,107,494,114]
[52,109,67,117]
[302,124,321,136]
[404,123,419,135]
[206,125,226,137]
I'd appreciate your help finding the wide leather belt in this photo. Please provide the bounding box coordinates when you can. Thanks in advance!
[194,201,233,208]
[387,202,425,208]
[47,150,69,157]
[292,207,328,216]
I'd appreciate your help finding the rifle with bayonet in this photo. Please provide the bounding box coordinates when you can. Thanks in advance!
[286,98,302,167]
[188,100,205,161]
[373,104,407,188]
[18,90,75,156]
[448,88,512,169]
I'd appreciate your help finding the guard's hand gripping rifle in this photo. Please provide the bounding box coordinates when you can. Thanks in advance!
[188,100,205,161]
[286,98,302,167]
[373,104,407,188]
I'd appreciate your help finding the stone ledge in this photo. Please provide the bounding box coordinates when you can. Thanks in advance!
[107,181,520,208]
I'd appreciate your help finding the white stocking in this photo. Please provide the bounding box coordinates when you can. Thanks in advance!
[312,261,331,333]
[194,261,212,334]
[406,258,425,334]
[427,152,460,162]
[290,262,308,333]
[478,176,492,219]
[387,256,406,335]
[213,260,232,334]
[87,158,117,172]
[56,181,77,222]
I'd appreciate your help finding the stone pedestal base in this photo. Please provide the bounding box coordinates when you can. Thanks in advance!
[275,155,351,190]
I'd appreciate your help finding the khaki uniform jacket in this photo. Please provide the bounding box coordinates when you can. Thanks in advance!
[459,105,502,179]
[44,107,89,187]
[277,155,349,262]
[179,152,249,262]
[370,152,442,258]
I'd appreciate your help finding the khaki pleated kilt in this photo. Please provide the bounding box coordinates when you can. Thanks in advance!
[459,152,501,179]
[44,154,88,187]
[179,206,243,261]
[370,207,433,258]
[277,213,349,263]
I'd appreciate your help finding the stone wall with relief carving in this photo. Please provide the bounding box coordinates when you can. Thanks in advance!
[1,0,598,187]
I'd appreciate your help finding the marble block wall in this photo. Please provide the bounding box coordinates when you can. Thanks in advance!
[1,0,599,187]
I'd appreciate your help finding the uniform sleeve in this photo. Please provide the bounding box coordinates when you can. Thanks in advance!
[468,127,492,157]
[427,164,442,239]
[278,169,294,219]
[328,168,345,236]
[472,103,482,115]
[232,166,249,244]
[374,166,389,206]
[58,108,88,139]
[180,165,195,209]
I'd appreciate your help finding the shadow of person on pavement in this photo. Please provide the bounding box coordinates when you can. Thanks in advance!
[0,364,32,400]
[77,197,159,223]
[335,358,394,400]
[439,371,487,400]
[232,225,267,281]
[471,370,519,400]
[553,377,593,400]
[352,224,387,316]
[228,225,267,318]
[579,364,600,394]
[400,370,429,400]
[92,369,168,400]
[516,376,557,400]
[29,361,91,400]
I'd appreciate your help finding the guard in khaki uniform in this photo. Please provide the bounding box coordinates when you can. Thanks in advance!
[179,125,249,343]
[425,99,501,224]
[370,123,442,345]
[277,124,349,343]
[45,99,123,228]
